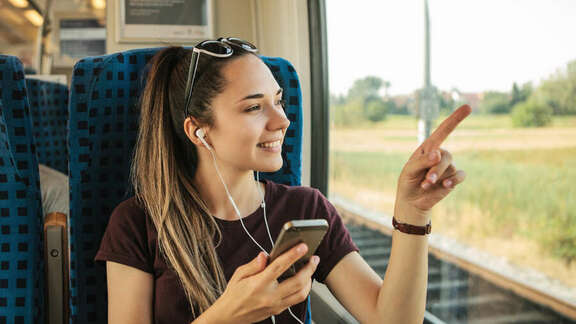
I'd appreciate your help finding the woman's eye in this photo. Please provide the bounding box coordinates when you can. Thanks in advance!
[277,99,286,109]
[246,105,260,112]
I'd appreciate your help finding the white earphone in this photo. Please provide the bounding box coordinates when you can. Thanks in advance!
[195,128,213,151]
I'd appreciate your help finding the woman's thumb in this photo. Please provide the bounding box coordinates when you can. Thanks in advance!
[248,252,267,273]
[404,149,440,180]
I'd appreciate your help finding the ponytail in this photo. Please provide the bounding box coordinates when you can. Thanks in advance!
[131,46,233,316]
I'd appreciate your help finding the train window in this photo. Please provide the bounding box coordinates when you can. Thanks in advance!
[326,0,576,322]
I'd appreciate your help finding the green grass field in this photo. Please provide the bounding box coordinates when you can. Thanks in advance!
[335,113,576,130]
[329,114,576,282]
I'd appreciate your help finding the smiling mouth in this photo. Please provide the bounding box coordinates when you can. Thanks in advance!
[257,140,282,148]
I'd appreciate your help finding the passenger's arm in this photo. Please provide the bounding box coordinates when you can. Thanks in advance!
[106,261,154,324]
[324,251,383,324]
[325,231,429,324]
[106,260,228,324]
[326,106,471,323]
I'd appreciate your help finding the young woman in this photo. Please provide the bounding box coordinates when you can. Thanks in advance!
[95,38,470,324]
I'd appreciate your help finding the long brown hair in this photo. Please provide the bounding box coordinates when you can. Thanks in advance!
[131,46,252,316]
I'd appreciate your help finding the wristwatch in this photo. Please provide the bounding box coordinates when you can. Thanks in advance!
[392,217,431,235]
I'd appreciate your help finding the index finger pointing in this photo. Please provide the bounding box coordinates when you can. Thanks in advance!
[424,104,471,150]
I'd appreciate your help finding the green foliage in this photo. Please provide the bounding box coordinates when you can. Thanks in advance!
[480,91,511,114]
[478,59,576,116]
[347,76,384,100]
[511,82,532,107]
[511,99,553,127]
[330,99,366,127]
[535,60,576,115]
[331,146,576,265]
[389,101,410,115]
[540,216,576,265]
[479,82,532,116]
[330,76,393,126]
[364,96,388,122]
[438,91,456,114]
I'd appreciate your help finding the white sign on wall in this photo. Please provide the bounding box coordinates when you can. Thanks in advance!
[56,18,106,67]
[117,0,213,43]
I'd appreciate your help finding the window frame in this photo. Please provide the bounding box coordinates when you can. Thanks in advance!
[308,0,330,196]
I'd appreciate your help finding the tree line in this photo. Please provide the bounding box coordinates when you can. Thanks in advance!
[331,59,576,127]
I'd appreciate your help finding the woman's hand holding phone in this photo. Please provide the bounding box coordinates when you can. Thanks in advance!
[210,243,320,324]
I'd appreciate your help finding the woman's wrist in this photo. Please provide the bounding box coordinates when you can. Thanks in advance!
[393,217,431,235]
[393,202,431,226]
[191,298,237,324]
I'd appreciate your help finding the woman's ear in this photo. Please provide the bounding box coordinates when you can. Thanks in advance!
[183,116,201,145]
[184,116,212,148]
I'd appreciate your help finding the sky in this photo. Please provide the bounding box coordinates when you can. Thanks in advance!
[326,0,576,96]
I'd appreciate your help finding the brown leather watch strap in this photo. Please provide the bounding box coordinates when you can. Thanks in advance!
[392,217,431,235]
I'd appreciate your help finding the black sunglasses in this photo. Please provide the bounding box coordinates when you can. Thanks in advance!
[183,37,258,117]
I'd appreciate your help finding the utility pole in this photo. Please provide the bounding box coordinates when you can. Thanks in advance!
[418,0,438,143]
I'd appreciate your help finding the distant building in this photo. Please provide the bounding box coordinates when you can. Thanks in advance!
[457,92,482,112]
[391,89,482,115]
[391,94,412,108]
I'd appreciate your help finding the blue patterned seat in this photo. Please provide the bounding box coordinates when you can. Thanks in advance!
[68,47,305,323]
[26,79,69,174]
[0,55,45,324]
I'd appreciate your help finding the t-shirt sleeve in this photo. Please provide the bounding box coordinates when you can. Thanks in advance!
[94,198,154,274]
[311,189,360,284]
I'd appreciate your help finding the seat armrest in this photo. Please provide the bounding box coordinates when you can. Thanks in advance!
[44,212,69,324]
[310,281,359,324]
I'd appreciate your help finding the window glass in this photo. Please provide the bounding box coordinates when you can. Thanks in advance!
[327,0,576,300]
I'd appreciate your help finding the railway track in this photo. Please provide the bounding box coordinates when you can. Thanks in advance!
[334,203,576,324]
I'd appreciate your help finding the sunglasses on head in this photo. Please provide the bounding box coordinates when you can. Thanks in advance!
[183,37,258,117]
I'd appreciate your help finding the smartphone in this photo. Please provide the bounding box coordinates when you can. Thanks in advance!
[268,219,329,280]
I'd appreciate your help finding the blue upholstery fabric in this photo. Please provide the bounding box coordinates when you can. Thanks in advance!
[26,79,69,174]
[68,48,303,323]
[0,55,45,324]
[68,49,153,324]
[305,294,312,324]
[258,57,303,186]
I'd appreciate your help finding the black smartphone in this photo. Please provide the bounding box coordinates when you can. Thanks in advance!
[268,219,329,280]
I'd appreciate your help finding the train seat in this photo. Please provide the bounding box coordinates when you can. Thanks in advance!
[26,78,69,175]
[0,55,45,324]
[67,47,306,323]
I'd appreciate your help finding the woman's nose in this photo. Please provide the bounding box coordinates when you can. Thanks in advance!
[268,102,291,131]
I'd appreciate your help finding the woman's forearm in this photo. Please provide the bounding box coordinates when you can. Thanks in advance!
[189,300,238,324]
[372,105,470,323]
[375,210,429,324]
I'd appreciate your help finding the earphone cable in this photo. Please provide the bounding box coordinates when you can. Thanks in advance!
[256,171,275,249]
[208,148,270,255]
[206,146,304,324]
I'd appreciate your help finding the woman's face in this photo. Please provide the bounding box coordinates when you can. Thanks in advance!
[204,54,290,173]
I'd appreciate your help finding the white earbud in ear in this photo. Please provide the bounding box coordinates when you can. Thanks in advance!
[195,128,212,150]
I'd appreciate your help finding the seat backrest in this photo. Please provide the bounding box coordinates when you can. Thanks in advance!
[26,78,69,174]
[0,55,45,324]
[67,48,303,323]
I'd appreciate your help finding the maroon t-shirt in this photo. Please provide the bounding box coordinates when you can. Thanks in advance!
[95,179,359,324]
